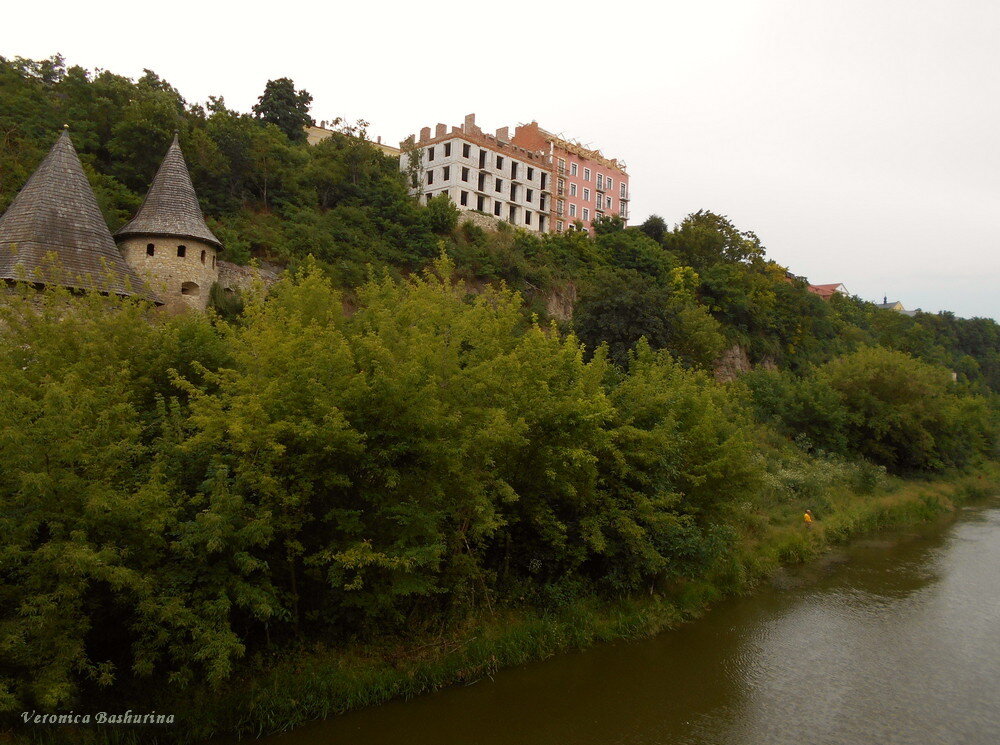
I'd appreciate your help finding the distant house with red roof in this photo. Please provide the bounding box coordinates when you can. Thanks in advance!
[807,283,848,300]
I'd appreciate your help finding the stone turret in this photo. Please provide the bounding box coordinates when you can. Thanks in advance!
[0,129,155,300]
[116,134,221,310]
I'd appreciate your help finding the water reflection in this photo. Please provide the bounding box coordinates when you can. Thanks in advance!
[259,505,1000,745]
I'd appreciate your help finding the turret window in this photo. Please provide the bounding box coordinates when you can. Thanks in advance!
[177,245,186,258]
[146,243,155,256]
[200,250,206,264]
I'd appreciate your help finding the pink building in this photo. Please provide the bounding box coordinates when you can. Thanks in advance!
[512,122,629,233]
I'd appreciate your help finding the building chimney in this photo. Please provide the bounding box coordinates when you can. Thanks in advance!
[463,113,478,134]
[495,126,509,142]
[435,123,447,138]
[377,136,382,144]
[419,126,431,142]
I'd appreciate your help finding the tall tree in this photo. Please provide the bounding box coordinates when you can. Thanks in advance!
[252,78,313,142]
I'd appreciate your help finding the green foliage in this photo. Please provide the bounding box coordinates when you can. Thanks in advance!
[665,210,765,270]
[0,55,997,726]
[574,266,724,369]
[425,193,460,234]
[107,87,183,192]
[746,348,997,473]
[0,263,768,711]
[816,347,996,472]
[639,214,668,244]
[574,269,674,366]
[2,54,995,397]
[592,214,626,235]
[596,227,674,279]
[252,78,313,142]
[208,282,245,320]
[0,286,233,709]
[743,369,853,455]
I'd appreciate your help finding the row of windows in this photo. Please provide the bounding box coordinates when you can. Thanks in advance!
[556,158,603,186]
[554,184,617,210]
[425,169,546,206]
[425,191,547,229]
[553,202,607,223]
[553,220,594,234]
[145,243,216,268]
[556,157,629,199]
[426,142,545,186]
[423,188,622,232]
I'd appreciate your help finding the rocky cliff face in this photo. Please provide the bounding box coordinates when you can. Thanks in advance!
[217,260,282,292]
[714,344,752,382]
[713,344,778,381]
[544,282,577,323]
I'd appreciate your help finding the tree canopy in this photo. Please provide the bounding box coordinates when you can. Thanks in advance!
[0,56,996,729]
[251,77,313,142]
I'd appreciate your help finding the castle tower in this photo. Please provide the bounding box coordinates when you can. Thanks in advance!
[0,129,155,300]
[115,134,221,310]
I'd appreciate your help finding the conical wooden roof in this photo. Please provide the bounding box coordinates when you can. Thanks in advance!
[115,134,221,247]
[0,129,155,300]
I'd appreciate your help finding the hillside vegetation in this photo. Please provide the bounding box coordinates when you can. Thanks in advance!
[0,56,997,741]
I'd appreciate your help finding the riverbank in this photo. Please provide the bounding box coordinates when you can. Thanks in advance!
[239,481,1000,745]
[183,459,998,743]
[11,460,996,745]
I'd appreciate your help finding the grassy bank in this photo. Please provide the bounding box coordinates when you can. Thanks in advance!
[22,458,988,745]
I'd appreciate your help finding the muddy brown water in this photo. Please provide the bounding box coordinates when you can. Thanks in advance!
[254,502,1000,745]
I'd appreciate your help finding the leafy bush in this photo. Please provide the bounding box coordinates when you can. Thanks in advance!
[0,265,763,710]
[816,347,995,471]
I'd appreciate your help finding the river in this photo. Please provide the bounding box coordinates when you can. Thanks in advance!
[261,501,1000,745]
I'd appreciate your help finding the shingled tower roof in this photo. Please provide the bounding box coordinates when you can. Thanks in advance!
[115,134,221,247]
[0,129,155,299]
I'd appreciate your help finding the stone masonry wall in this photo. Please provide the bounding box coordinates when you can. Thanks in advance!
[119,236,218,311]
[217,260,281,293]
[458,211,504,232]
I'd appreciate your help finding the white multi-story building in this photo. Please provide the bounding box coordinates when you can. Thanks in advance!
[400,114,553,233]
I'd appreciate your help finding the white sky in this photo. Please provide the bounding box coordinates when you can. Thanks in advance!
[4,0,998,319]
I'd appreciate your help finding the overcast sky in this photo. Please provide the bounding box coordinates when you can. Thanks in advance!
[5,0,998,319]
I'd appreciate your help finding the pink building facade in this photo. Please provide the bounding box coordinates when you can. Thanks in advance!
[512,122,629,233]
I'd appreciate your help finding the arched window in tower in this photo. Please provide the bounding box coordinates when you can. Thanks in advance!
[212,255,216,268]
[146,243,155,256]
[200,249,206,264]
[177,245,186,258]
[180,282,200,296]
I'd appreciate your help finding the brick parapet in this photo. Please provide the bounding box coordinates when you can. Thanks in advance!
[402,115,551,168]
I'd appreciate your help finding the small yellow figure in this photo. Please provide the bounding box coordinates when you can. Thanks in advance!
[804,509,814,528]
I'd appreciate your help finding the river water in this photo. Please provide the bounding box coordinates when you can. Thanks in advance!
[263,502,1000,745]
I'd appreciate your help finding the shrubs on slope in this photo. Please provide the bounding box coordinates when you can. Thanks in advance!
[744,347,996,472]
[0,265,757,711]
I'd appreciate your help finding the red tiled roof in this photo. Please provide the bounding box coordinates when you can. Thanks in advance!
[807,283,846,299]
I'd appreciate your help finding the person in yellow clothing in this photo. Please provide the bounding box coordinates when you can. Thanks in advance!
[804,509,814,528]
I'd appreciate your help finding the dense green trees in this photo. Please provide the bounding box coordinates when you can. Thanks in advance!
[252,77,313,142]
[0,268,760,710]
[4,268,988,713]
[0,54,996,723]
[3,263,993,714]
[745,347,996,471]
[1,54,995,391]
[0,57,431,283]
